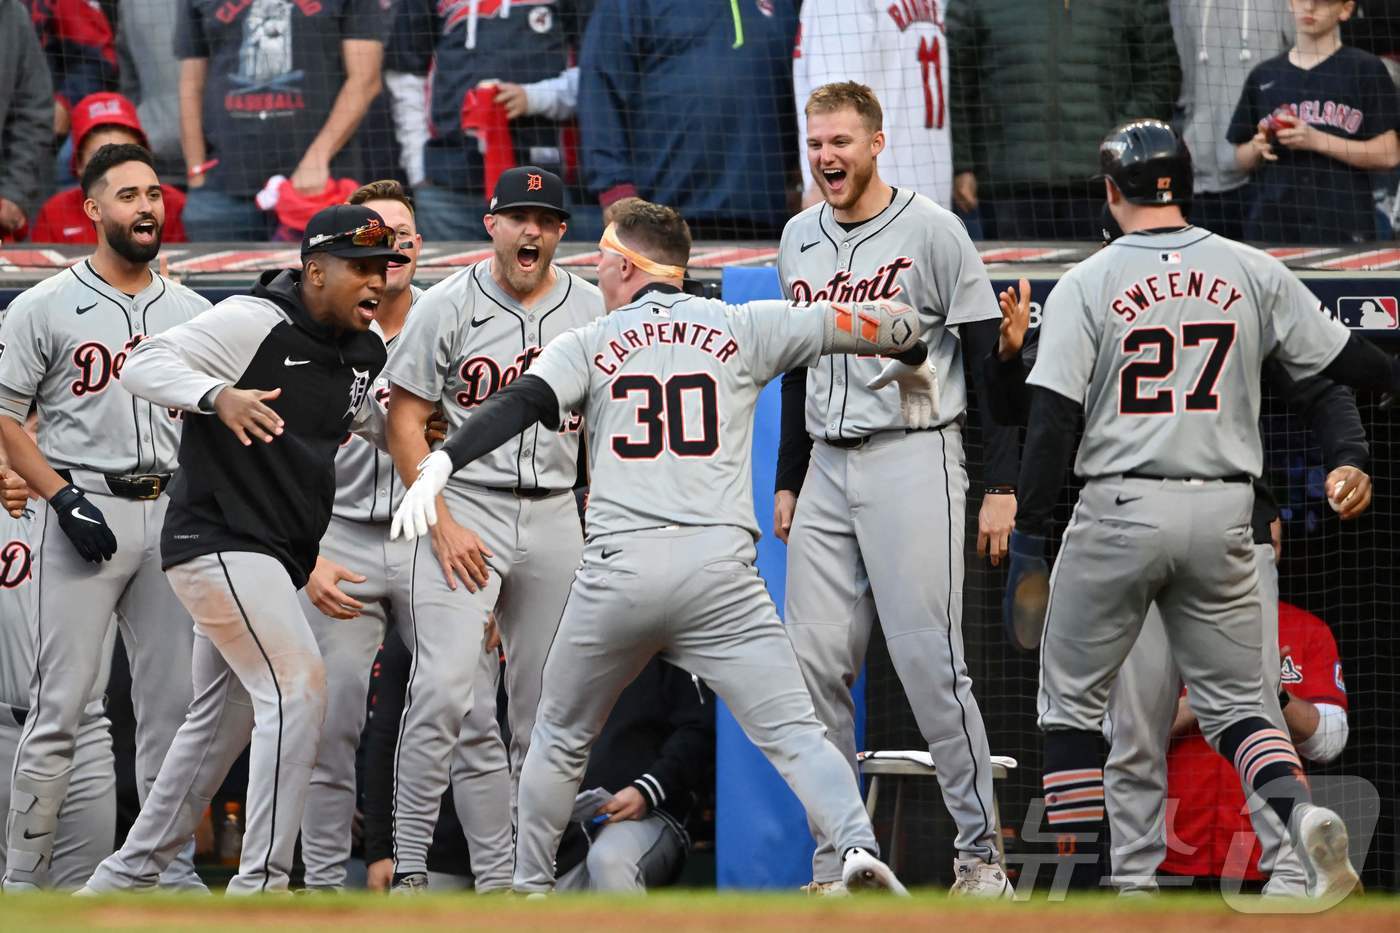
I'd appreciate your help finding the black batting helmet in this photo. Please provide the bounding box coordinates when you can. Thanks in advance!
[1095,119,1192,206]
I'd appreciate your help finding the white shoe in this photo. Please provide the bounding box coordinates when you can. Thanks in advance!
[3,879,40,894]
[841,848,909,896]
[799,880,849,897]
[73,885,99,897]
[1290,804,1360,904]
[949,857,1013,899]
[524,892,549,901]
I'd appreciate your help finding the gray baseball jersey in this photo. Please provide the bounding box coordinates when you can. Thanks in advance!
[331,286,423,523]
[385,263,601,490]
[528,289,829,539]
[777,189,999,439]
[0,510,38,711]
[1027,228,1350,479]
[0,262,210,473]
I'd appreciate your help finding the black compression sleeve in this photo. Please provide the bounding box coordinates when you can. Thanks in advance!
[1268,359,1369,471]
[963,318,1021,486]
[1014,387,1080,536]
[1320,333,1400,394]
[441,374,560,472]
[775,368,813,494]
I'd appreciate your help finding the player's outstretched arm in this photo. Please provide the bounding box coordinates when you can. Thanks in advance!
[391,375,562,541]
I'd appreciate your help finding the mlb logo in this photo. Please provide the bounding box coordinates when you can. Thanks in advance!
[1159,251,1181,264]
[1336,296,1399,329]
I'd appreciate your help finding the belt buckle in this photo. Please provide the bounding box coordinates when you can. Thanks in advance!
[133,474,162,500]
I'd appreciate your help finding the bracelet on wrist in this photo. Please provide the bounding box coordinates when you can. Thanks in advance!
[1278,688,1291,710]
[985,484,1016,496]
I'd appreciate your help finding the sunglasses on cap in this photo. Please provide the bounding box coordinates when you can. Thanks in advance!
[305,220,396,252]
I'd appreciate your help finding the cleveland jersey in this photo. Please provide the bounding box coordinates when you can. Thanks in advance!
[1027,227,1350,479]
[0,262,210,474]
[385,263,603,491]
[778,188,999,439]
[528,288,829,539]
[332,286,423,523]
[794,0,954,208]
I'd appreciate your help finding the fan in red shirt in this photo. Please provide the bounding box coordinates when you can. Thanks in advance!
[24,92,186,244]
[1161,600,1350,884]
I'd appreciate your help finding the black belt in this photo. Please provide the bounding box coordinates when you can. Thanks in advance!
[481,486,566,500]
[56,469,173,500]
[824,427,939,450]
[1123,471,1251,485]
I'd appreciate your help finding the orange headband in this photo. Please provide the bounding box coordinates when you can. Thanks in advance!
[599,223,686,279]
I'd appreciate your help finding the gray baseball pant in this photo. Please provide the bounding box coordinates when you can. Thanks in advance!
[1104,542,1306,894]
[4,492,199,890]
[0,703,114,888]
[554,814,687,892]
[513,525,877,893]
[785,428,999,880]
[389,486,579,876]
[1039,477,1269,742]
[85,551,325,894]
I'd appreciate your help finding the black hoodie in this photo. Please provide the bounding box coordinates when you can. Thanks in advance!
[121,269,388,587]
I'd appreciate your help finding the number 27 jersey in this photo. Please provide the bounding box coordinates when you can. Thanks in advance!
[528,288,828,539]
[1027,228,1351,480]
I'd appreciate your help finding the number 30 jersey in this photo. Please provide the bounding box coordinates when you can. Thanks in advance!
[1026,227,1350,480]
[528,286,829,539]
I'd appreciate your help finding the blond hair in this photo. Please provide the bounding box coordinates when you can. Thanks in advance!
[805,82,883,133]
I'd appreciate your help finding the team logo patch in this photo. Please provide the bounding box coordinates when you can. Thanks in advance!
[529,6,552,33]
[1280,654,1303,685]
[1336,296,1398,330]
[345,368,371,419]
[1335,661,1346,692]
[756,0,774,16]
[527,172,544,192]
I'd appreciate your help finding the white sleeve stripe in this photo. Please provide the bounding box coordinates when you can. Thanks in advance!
[633,777,660,809]
[639,773,666,804]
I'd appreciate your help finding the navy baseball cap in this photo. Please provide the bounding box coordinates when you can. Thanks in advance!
[302,205,409,263]
[489,166,570,220]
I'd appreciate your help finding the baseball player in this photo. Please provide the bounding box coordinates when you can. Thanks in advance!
[0,502,117,889]
[79,204,404,894]
[296,179,514,891]
[391,199,930,895]
[0,143,208,892]
[988,190,1372,896]
[773,81,1017,896]
[1005,119,1400,902]
[381,166,603,890]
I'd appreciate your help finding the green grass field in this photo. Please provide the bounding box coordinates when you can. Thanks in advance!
[2,890,1397,933]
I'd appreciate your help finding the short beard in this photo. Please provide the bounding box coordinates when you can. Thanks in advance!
[828,159,876,210]
[103,217,161,264]
[495,244,552,297]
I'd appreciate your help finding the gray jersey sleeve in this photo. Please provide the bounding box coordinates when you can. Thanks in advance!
[727,300,827,385]
[1264,264,1351,381]
[931,216,1001,328]
[121,298,283,411]
[527,324,595,418]
[1024,275,1097,403]
[0,293,51,421]
[382,289,459,403]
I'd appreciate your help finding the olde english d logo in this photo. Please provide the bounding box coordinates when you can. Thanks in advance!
[345,368,371,419]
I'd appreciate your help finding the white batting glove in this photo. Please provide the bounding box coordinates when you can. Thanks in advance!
[390,450,454,541]
[866,359,940,430]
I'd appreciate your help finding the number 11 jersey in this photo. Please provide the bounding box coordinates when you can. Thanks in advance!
[528,286,829,539]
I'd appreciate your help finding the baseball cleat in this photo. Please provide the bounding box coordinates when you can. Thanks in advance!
[841,848,909,896]
[389,871,429,895]
[949,857,1014,899]
[1290,804,1360,904]
[799,879,849,896]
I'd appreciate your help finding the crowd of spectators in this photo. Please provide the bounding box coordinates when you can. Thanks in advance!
[2,0,1400,245]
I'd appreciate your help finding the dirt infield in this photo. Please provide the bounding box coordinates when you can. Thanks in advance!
[4,892,1397,933]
